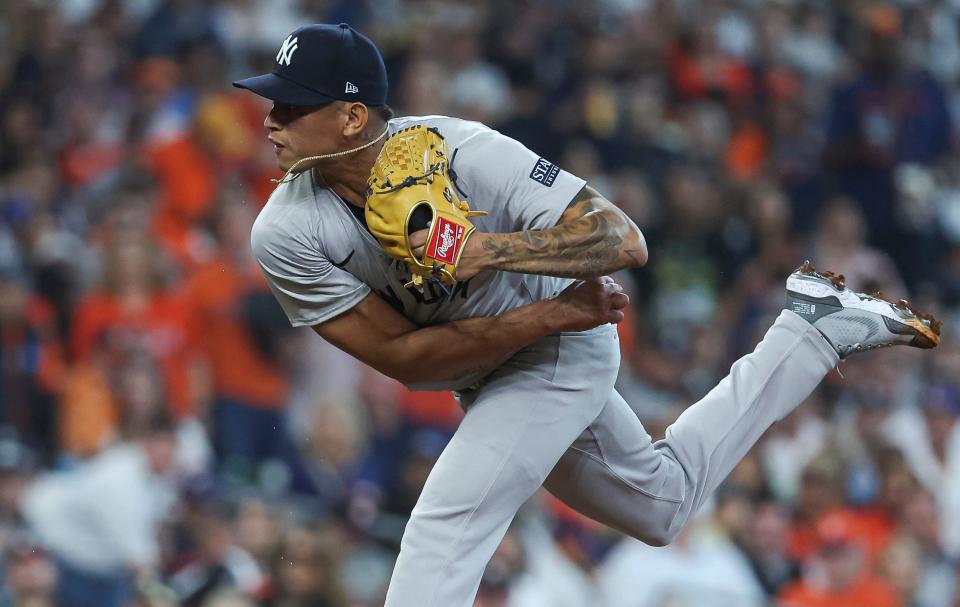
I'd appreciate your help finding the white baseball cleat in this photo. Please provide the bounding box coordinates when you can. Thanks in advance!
[785,261,941,359]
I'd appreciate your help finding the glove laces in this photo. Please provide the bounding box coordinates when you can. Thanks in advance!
[271,125,390,185]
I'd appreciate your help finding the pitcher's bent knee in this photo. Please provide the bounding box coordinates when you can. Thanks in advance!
[616,456,689,547]
[619,499,684,547]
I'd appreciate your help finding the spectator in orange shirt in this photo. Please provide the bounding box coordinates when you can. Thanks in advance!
[187,197,310,492]
[130,57,216,274]
[787,457,846,562]
[669,27,753,104]
[58,333,119,459]
[60,340,171,460]
[779,511,900,607]
[70,228,203,419]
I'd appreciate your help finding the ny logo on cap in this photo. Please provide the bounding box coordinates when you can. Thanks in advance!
[276,35,299,66]
[345,82,359,94]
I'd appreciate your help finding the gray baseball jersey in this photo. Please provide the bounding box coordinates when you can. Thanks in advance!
[250,115,842,607]
[251,115,585,334]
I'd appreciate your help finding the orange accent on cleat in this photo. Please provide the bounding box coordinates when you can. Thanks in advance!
[904,318,941,348]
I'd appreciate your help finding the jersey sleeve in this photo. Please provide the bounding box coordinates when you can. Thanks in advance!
[251,218,370,328]
[447,122,586,232]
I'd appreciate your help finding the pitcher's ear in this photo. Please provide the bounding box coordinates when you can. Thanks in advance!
[341,102,370,138]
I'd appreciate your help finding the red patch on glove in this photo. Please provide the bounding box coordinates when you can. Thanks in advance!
[426,217,465,264]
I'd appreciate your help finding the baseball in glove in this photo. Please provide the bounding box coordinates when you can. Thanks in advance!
[365,125,486,293]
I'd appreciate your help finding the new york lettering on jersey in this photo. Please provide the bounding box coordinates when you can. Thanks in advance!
[323,200,477,317]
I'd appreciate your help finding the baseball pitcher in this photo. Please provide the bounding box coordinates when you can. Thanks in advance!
[234,23,940,607]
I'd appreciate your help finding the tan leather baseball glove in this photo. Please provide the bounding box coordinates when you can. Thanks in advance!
[365,125,486,292]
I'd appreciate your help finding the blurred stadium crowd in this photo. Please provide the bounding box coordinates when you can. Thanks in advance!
[1,0,960,606]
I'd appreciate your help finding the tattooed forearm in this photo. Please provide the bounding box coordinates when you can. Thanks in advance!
[475,186,647,278]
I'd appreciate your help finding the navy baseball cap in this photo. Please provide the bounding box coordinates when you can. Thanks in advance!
[233,23,387,107]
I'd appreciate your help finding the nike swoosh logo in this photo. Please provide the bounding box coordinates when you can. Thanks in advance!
[331,250,355,269]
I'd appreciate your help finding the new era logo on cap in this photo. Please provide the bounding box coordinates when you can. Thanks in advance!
[276,35,299,66]
[345,82,359,94]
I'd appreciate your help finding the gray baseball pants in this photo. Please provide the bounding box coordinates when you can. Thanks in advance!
[383,310,838,607]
